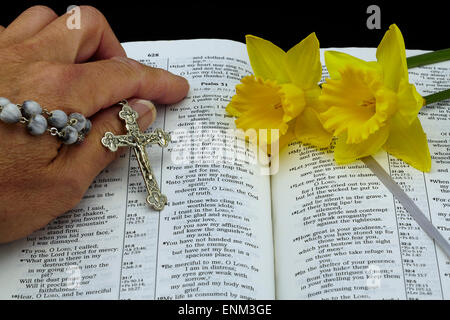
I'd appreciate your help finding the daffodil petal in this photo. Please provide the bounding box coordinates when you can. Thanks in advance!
[236,107,288,135]
[376,24,408,91]
[279,83,306,122]
[295,107,333,148]
[258,120,296,156]
[277,120,297,151]
[334,125,390,165]
[383,115,431,172]
[304,86,323,110]
[245,35,290,83]
[396,79,425,125]
[286,32,322,89]
[324,50,379,80]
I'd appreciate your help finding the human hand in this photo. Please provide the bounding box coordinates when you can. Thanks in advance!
[0,6,189,243]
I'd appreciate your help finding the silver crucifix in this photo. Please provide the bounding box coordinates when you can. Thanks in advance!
[101,100,170,211]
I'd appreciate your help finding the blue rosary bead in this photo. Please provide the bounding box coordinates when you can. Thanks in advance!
[22,100,43,118]
[27,114,47,136]
[0,97,11,107]
[0,103,22,123]
[60,125,79,145]
[27,114,48,135]
[0,97,90,144]
[82,119,92,134]
[69,113,87,132]
[48,110,68,129]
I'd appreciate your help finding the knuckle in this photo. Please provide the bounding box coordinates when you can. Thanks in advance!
[152,67,168,79]
[25,5,58,20]
[149,68,170,98]
[79,5,104,18]
[78,5,107,29]
[112,57,143,75]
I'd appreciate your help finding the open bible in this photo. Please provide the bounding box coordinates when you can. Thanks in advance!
[0,39,449,300]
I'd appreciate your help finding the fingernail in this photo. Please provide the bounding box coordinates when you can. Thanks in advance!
[129,99,156,119]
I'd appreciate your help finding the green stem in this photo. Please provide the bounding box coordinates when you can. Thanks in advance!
[406,49,450,105]
[407,48,450,69]
[424,88,450,106]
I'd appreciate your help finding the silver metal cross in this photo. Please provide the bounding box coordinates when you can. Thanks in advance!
[101,100,170,211]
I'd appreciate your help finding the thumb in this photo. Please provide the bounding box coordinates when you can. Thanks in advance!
[124,99,157,130]
[54,98,158,193]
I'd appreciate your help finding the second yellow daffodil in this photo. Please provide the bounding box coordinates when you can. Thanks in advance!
[226,33,332,151]
[319,24,431,172]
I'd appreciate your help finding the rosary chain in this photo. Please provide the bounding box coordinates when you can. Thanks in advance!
[0,101,88,143]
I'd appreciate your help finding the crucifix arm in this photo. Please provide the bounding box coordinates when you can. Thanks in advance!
[101,132,136,152]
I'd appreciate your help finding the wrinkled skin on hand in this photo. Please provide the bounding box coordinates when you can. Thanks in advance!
[0,6,189,243]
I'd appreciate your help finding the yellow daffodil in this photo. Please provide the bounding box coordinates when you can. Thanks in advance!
[319,24,431,172]
[226,33,332,151]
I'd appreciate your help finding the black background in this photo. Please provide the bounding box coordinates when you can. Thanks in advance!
[0,1,449,309]
[0,0,448,51]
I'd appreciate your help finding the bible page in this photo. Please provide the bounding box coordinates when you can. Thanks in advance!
[272,48,450,300]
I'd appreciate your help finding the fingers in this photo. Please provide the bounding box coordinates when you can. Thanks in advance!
[0,26,5,33]
[22,5,126,63]
[77,57,189,115]
[29,57,189,117]
[0,6,58,47]
[54,99,158,193]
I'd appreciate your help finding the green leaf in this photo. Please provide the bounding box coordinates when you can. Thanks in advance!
[423,88,450,106]
[406,48,450,69]
[407,48,450,105]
